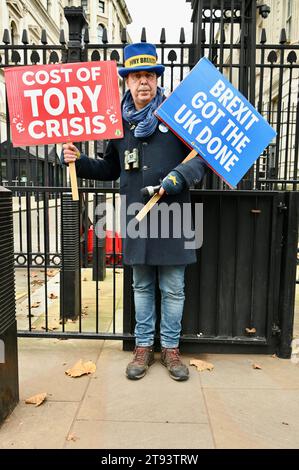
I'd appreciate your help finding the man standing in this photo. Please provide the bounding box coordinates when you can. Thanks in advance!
[63,42,206,381]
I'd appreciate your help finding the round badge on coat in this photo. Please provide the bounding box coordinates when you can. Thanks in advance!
[158,123,169,133]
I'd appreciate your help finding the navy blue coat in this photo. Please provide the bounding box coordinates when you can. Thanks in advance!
[75,120,206,265]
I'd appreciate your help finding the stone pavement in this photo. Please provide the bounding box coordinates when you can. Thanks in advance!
[1,269,298,449]
[0,336,299,449]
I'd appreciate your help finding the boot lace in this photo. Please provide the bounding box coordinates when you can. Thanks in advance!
[165,348,182,367]
[134,347,150,364]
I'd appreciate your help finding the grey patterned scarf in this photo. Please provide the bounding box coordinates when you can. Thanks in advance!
[122,86,164,138]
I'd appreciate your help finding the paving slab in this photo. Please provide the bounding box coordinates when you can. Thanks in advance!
[197,353,299,390]
[0,401,78,449]
[204,388,299,449]
[17,338,104,402]
[77,341,209,425]
[64,420,215,449]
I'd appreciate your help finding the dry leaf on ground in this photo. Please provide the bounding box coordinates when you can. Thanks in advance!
[47,272,56,277]
[82,277,87,281]
[66,433,79,442]
[30,302,41,308]
[65,359,96,378]
[190,359,214,372]
[25,392,47,407]
[49,293,58,299]
[31,272,38,278]
[31,279,43,286]
[252,363,262,370]
[245,327,256,334]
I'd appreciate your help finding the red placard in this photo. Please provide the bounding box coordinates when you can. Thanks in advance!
[4,61,123,147]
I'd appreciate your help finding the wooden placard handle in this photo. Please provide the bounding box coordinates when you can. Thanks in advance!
[69,161,79,201]
[135,149,198,222]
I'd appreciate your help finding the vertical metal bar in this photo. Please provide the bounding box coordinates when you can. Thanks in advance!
[18,193,23,252]
[208,0,214,61]
[215,195,222,336]
[95,192,99,333]
[219,0,224,74]
[283,65,293,184]
[60,191,65,332]
[239,2,245,92]
[112,191,116,333]
[256,30,266,190]
[78,191,82,333]
[43,192,49,331]
[232,195,240,337]
[294,84,299,190]
[278,192,299,358]
[4,46,12,185]
[26,192,32,330]
[249,196,258,328]
[229,0,234,83]
[274,31,286,183]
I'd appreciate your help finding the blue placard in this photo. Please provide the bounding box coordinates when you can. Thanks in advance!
[156,57,276,188]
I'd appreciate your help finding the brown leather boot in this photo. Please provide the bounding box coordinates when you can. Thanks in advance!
[161,347,189,381]
[126,346,155,380]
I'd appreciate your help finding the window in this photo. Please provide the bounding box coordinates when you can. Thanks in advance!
[99,1,104,14]
[286,0,292,41]
[97,24,105,44]
[10,21,17,45]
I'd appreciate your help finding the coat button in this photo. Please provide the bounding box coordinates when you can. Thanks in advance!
[143,165,148,170]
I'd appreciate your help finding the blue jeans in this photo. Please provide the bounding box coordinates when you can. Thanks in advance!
[132,265,186,348]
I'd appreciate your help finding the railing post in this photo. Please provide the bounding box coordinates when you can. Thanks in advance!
[0,186,19,423]
[59,7,87,320]
[278,191,299,358]
[60,193,81,320]
[64,6,88,63]
[93,194,106,281]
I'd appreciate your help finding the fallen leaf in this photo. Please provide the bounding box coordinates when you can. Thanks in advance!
[30,301,41,308]
[66,433,79,442]
[49,293,58,299]
[190,359,214,372]
[47,272,56,277]
[252,363,262,370]
[65,359,96,378]
[27,313,35,318]
[282,422,289,426]
[83,277,87,281]
[31,326,37,330]
[25,392,47,407]
[31,272,38,278]
[245,327,256,334]
[31,279,43,286]
[83,305,89,309]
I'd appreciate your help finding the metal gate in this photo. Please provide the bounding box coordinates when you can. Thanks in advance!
[0,3,297,356]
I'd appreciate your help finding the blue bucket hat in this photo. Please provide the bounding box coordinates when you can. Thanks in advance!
[118,42,165,78]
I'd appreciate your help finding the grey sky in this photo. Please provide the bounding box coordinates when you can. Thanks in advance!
[125,0,193,43]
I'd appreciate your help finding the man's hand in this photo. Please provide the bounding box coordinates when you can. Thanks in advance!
[62,143,80,164]
[160,170,186,196]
